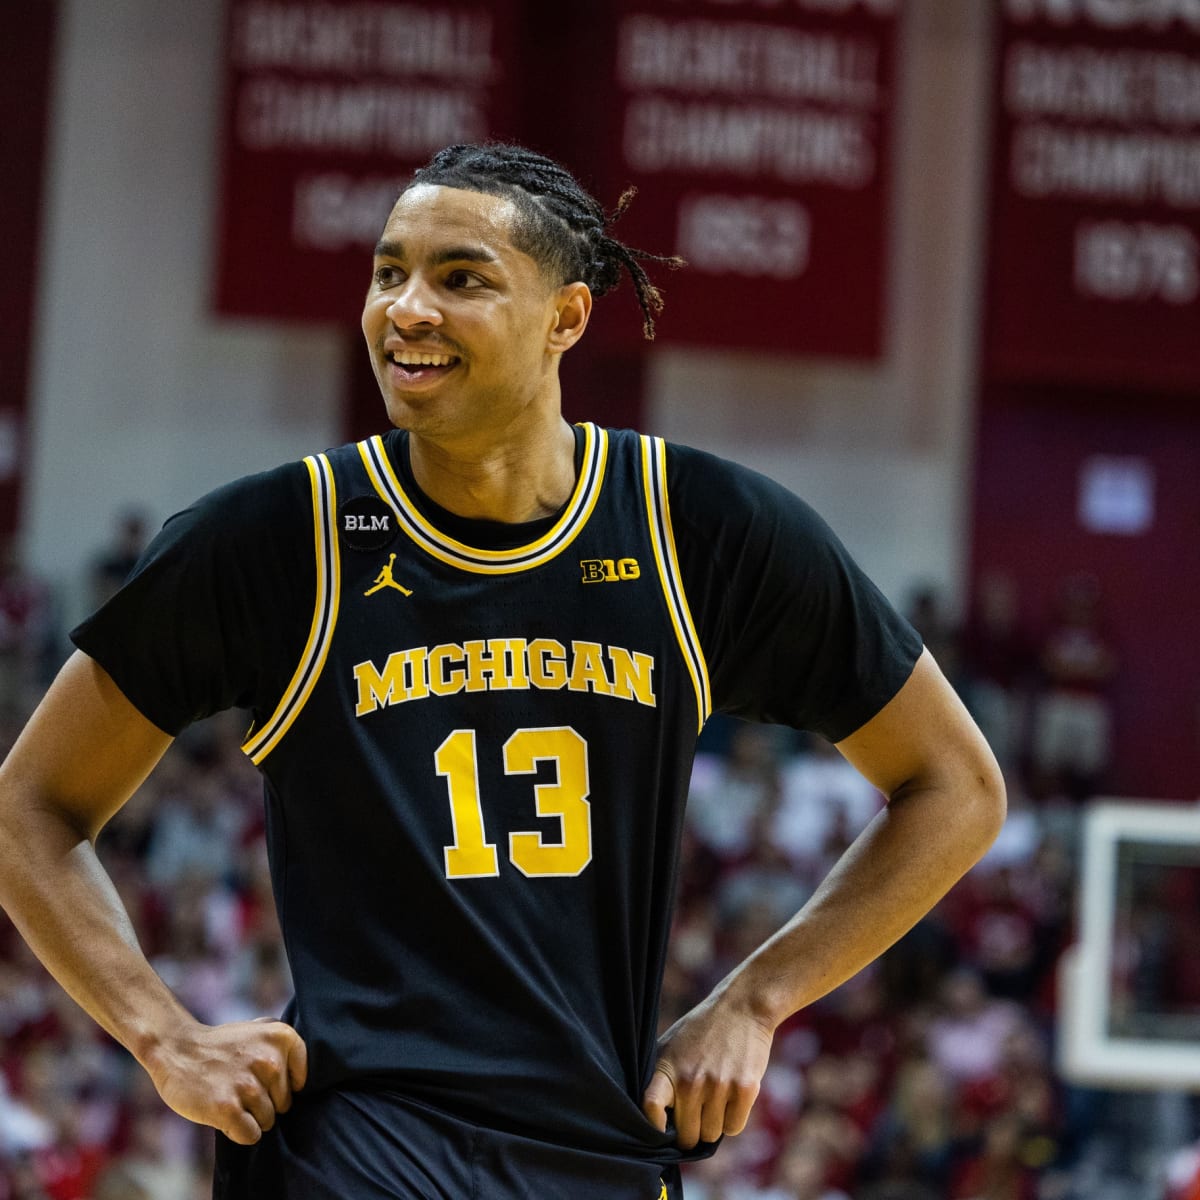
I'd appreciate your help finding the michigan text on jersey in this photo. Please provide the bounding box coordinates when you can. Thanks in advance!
[353,638,657,716]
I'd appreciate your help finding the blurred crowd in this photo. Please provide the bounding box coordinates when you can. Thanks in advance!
[0,527,1188,1199]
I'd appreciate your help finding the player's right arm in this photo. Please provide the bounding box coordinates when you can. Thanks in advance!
[0,650,306,1144]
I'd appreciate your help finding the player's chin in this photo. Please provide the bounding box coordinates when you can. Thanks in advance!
[380,390,454,435]
[381,394,418,431]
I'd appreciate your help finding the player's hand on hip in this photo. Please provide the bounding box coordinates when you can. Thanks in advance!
[641,990,773,1150]
[144,1016,308,1145]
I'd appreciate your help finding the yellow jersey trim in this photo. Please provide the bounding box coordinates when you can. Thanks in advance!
[357,424,608,576]
[242,454,341,764]
[641,436,711,732]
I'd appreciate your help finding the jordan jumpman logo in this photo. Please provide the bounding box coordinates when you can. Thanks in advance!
[364,553,413,597]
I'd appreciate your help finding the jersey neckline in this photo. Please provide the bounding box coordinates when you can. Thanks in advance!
[390,425,585,550]
[356,422,609,575]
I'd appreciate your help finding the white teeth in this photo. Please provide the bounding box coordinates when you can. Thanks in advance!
[391,352,454,367]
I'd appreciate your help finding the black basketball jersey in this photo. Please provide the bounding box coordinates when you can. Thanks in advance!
[72,419,923,1172]
[242,423,709,1161]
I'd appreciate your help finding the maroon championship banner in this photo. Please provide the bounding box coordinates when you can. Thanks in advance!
[583,0,900,355]
[0,3,57,534]
[985,0,1200,389]
[213,0,521,322]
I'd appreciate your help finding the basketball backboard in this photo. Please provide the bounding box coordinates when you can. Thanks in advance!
[1060,800,1200,1089]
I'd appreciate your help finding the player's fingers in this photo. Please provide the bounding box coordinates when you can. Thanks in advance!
[721,1077,760,1138]
[248,1045,292,1115]
[215,1079,273,1145]
[698,1085,731,1145]
[234,1072,278,1135]
[641,1066,675,1133]
[222,1108,266,1146]
[669,1071,705,1151]
[671,1092,702,1151]
[242,1020,301,1112]
[285,1029,308,1092]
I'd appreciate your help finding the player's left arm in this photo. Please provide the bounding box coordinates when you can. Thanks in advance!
[642,648,1005,1149]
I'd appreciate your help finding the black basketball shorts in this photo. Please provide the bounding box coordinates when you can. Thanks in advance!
[212,1087,683,1200]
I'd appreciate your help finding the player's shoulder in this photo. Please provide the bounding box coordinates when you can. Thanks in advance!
[601,425,779,500]
[651,434,828,539]
[160,447,338,545]
[660,436,777,498]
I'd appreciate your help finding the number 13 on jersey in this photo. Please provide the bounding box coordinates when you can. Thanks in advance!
[434,726,592,879]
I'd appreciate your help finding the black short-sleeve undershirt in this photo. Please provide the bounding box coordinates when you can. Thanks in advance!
[71,461,314,736]
[666,442,921,742]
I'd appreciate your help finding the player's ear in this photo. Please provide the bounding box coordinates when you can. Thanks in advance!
[547,282,591,354]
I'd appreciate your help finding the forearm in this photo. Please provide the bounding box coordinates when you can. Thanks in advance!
[644,654,1005,1146]
[0,655,307,1144]
[720,777,1004,1028]
[0,802,190,1069]
[0,799,311,1145]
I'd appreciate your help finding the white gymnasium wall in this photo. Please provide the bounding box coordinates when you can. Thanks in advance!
[24,0,344,626]
[24,0,991,626]
[646,2,993,609]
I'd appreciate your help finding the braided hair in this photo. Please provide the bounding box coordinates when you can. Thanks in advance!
[404,143,683,340]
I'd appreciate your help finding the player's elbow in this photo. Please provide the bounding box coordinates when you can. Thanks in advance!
[895,736,1007,872]
[956,742,1008,864]
[0,777,95,867]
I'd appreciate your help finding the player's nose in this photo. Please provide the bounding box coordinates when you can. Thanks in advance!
[385,274,443,328]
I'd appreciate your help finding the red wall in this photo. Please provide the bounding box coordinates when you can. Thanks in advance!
[970,387,1200,800]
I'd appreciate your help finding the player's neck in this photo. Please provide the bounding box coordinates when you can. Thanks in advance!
[407,417,578,525]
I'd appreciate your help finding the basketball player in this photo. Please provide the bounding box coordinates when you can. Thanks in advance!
[0,144,1004,1198]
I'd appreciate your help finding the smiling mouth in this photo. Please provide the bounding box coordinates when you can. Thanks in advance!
[384,350,461,382]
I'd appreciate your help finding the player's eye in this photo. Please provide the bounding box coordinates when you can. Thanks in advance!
[446,270,485,290]
[373,265,403,288]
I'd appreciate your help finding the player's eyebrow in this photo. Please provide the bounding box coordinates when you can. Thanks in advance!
[372,238,499,267]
